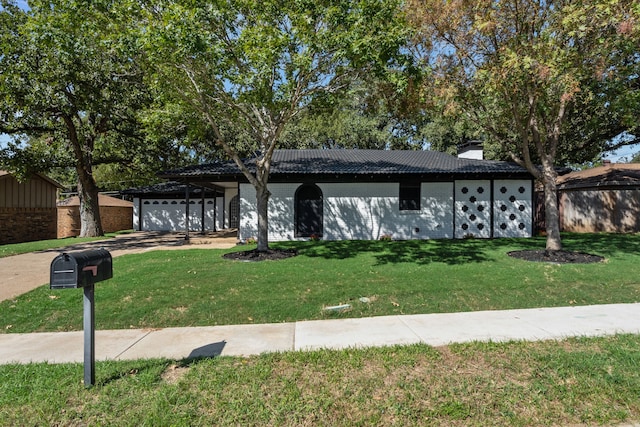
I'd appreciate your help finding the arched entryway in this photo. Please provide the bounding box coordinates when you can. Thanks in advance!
[295,184,323,237]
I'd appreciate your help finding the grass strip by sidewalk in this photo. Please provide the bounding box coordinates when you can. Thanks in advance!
[1,334,639,426]
[2,233,640,333]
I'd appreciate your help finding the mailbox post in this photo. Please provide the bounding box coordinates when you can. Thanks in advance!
[83,282,96,386]
[50,249,112,387]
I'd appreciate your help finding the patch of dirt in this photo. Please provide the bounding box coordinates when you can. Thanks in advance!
[161,364,190,384]
[222,248,298,262]
[507,250,604,264]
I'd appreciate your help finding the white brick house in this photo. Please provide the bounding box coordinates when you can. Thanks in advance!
[160,149,534,241]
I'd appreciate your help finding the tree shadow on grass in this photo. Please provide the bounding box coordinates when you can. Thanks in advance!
[559,232,640,258]
[287,237,540,265]
[280,233,640,265]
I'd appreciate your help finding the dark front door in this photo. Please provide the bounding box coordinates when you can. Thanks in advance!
[296,184,323,237]
[229,195,239,229]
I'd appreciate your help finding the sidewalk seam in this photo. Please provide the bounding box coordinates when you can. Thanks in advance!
[113,330,154,360]
[396,315,426,344]
[292,322,297,352]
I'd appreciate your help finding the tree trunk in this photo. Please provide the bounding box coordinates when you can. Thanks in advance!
[541,167,562,251]
[255,183,270,252]
[77,169,104,237]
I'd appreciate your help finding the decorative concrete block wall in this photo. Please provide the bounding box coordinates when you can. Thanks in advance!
[455,180,492,238]
[493,180,532,238]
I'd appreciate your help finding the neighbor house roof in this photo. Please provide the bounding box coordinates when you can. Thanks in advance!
[57,194,133,208]
[160,149,531,182]
[557,163,640,190]
[0,170,63,188]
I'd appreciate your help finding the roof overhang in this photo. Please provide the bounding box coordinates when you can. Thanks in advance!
[158,150,534,185]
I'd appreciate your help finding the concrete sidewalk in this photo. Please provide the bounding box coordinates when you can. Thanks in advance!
[1,302,639,365]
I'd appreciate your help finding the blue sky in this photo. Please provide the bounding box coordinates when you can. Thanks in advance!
[603,142,640,162]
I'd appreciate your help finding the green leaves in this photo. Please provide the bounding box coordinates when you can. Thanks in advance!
[142,0,410,147]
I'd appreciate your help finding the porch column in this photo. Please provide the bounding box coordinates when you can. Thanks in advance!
[185,183,190,241]
[201,188,205,235]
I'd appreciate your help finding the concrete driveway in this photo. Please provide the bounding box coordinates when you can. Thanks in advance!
[0,231,237,302]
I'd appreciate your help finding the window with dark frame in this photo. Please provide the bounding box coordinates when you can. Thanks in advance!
[399,182,421,211]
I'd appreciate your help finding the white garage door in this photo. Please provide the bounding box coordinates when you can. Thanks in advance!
[136,199,222,231]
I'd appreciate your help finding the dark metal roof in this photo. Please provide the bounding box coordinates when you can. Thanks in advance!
[120,181,222,197]
[160,149,530,180]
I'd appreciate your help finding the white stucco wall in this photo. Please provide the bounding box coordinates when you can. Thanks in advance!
[239,181,455,241]
[238,183,297,241]
[321,182,454,240]
[240,178,534,241]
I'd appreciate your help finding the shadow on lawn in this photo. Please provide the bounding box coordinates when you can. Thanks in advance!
[292,238,531,265]
[288,233,640,265]
[96,342,226,386]
[560,232,640,257]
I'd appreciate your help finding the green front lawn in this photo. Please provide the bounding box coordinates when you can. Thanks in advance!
[2,233,639,333]
[0,233,124,258]
[1,335,639,426]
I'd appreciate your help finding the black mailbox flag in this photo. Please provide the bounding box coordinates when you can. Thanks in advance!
[50,249,113,289]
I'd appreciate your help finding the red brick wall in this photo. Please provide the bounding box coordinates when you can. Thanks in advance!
[57,206,81,238]
[101,206,133,234]
[0,207,57,244]
[57,206,133,238]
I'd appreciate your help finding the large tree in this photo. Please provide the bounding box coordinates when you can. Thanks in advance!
[0,0,149,236]
[409,0,639,250]
[280,79,427,150]
[141,0,411,252]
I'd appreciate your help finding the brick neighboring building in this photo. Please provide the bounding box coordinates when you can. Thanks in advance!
[0,170,62,245]
[57,194,133,238]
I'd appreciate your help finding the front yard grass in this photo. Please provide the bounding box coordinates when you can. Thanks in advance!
[1,334,639,426]
[0,233,123,258]
[2,234,640,426]
[2,233,639,333]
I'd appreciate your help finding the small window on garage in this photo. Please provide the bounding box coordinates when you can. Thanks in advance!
[399,182,421,211]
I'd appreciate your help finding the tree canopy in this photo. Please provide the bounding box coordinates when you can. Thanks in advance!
[279,79,426,150]
[141,0,412,250]
[409,0,640,250]
[0,0,151,235]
